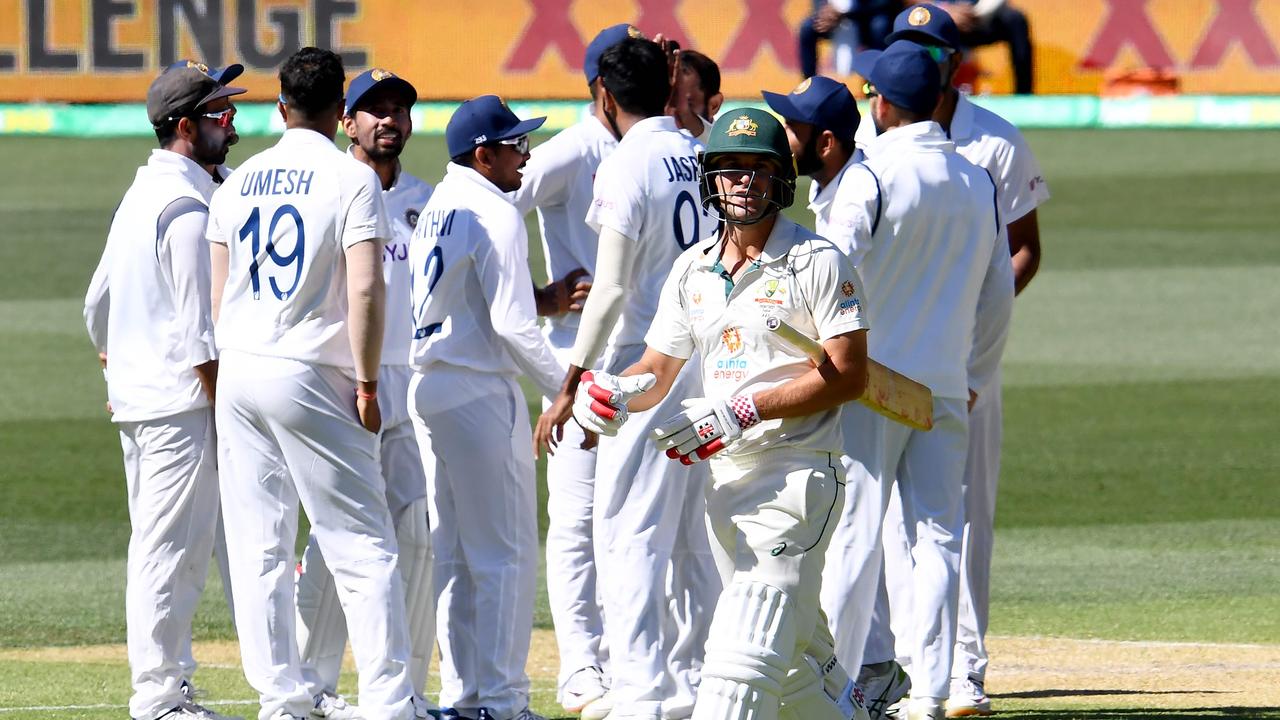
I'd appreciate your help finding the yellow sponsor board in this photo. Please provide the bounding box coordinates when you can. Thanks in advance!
[0,0,1278,102]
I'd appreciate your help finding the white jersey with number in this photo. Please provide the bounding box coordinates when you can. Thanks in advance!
[369,160,433,367]
[511,117,617,350]
[855,92,1049,224]
[826,121,1001,399]
[208,128,389,370]
[647,217,868,456]
[586,115,712,358]
[407,162,563,400]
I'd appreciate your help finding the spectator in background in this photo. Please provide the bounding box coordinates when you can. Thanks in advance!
[906,0,1034,94]
[799,0,903,78]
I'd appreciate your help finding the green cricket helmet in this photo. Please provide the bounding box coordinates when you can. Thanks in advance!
[699,107,797,225]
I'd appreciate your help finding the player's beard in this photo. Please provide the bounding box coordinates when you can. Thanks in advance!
[364,130,404,161]
[193,127,231,167]
[794,132,823,177]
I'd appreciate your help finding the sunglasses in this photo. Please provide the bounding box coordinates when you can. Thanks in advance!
[861,82,880,99]
[495,135,530,154]
[199,107,236,128]
[923,44,953,63]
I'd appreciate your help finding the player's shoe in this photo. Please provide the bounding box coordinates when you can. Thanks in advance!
[857,660,911,720]
[561,665,608,713]
[579,691,614,720]
[413,695,443,720]
[310,691,361,720]
[945,678,993,717]
[438,709,474,720]
[906,699,946,720]
[475,710,546,720]
[159,700,245,720]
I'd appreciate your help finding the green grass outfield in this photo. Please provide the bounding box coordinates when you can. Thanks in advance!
[0,129,1277,718]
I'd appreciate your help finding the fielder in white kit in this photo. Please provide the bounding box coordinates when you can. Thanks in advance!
[571,108,870,720]
[408,95,559,720]
[292,67,436,718]
[508,24,630,715]
[533,36,719,720]
[860,7,1048,715]
[84,65,244,720]
[207,47,417,720]
[815,41,1012,720]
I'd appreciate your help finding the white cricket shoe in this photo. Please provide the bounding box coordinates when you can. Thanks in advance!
[945,678,993,717]
[857,661,911,720]
[579,691,614,720]
[906,698,945,720]
[311,692,362,720]
[561,665,608,713]
[160,700,245,720]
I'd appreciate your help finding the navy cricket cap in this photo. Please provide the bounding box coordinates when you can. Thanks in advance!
[446,95,546,159]
[853,41,942,117]
[761,76,860,141]
[584,23,644,85]
[345,68,417,116]
[164,59,245,85]
[885,3,961,50]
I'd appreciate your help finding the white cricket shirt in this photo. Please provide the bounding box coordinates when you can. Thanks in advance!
[408,163,563,400]
[510,117,617,350]
[646,217,869,457]
[84,149,219,423]
[585,115,713,361]
[825,121,1002,399]
[207,128,389,370]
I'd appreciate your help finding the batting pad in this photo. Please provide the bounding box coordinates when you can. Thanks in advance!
[692,581,796,719]
[396,497,434,697]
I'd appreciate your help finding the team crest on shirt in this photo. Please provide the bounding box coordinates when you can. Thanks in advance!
[841,280,856,297]
[793,78,812,95]
[726,115,758,137]
[691,290,703,306]
[371,68,396,81]
[405,209,420,228]
[908,6,931,25]
[721,326,745,357]
[755,278,786,305]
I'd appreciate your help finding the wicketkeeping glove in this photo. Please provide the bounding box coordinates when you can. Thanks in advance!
[649,395,762,464]
[573,371,657,436]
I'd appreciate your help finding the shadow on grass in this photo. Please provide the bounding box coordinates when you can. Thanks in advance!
[998,690,1231,699]
[989,708,1280,719]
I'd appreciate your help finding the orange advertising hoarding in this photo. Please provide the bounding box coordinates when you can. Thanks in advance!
[0,0,1278,102]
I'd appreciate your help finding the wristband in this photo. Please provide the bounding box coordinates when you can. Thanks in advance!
[357,389,377,400]
[729,394,761,430]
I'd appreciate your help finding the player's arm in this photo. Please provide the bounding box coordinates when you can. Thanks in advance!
[1007,209,1040,294]
[758,329,868,419]
[344,168,390,432]
[84,242,112,364]
[477,213,564,400]
[162,201,220,404]
[826,166,879,266]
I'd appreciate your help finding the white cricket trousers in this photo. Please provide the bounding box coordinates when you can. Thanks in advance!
[594,351,719,720]
[881,369,1002,686]
[118,407,219,720]
[408,367,537,720]
[693,448,849,720]
[297,364,435,698]
[216,352,416,720]
[823,398,969,701]
[542,399,606,693]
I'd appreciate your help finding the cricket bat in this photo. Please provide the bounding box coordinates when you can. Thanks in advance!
[764,317,934,431]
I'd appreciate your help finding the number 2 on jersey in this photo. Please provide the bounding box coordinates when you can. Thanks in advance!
[238,205,305,300]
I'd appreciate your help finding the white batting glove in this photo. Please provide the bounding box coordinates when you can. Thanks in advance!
[573,371,657,436]
[649,395,762,464]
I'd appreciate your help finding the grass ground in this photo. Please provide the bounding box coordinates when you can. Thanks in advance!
[0,128,1276,718]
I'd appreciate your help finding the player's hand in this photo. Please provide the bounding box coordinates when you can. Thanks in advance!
[573,371,656,437]
[356,390,382,434]
[561,268,592,313]
[535,391,575,458]
[650,395,761,464]
[968,388,978,412]
[98,352,108,369]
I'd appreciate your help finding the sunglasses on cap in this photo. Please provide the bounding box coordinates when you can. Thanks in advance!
[862,82,880,99]
[922,44,952,63]
[493,135,530,154]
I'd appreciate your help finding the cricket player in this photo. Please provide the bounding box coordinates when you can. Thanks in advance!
[164,60,243,185]
[292,68,435,719]
[861,7,1047,714]
[207,47,417,720]
[533,36,719,720]
[508,24,631,715]
[408,94,558,720]
[571,108,870,720]
[760,74,917,718]
[83,65,244,720]
[819,41,1012,720]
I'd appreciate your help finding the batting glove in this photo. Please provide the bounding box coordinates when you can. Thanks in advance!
[573,371,657,437]
[649,395,761,464]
